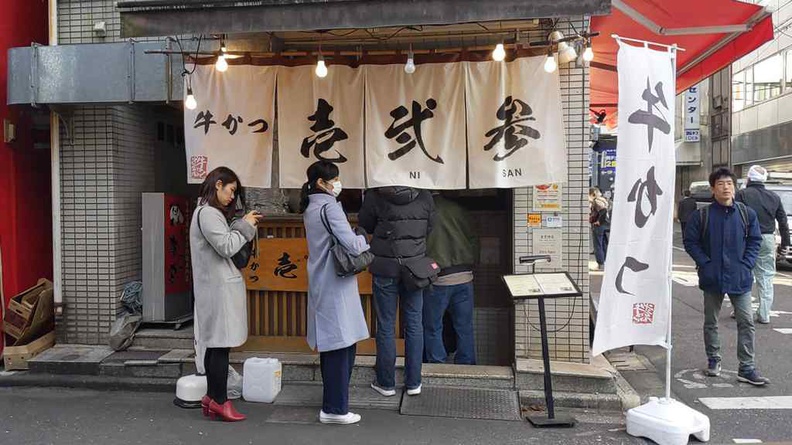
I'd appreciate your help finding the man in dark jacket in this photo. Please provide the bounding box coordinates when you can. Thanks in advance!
[736,165,791,324]
[358,186,434,397]
[423,193,478,365]
[677,189,698,236]
[683,168,767,386]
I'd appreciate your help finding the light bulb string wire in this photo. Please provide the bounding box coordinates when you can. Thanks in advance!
[175,34,204,91]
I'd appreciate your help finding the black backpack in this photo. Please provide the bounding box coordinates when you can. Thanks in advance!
[698,202,749,244]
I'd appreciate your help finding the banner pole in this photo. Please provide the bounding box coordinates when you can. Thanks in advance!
[664,44,679,402]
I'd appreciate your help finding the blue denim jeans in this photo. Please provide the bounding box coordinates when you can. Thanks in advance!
[703,291,755,374]
[373,275,423,390]
[753,234,776,323]
[423,282,476,365]
[593,225,609,266]
[319,344,356,415]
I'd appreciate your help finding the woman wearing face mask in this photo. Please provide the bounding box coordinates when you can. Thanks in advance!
[301,160,370,425]
[190,166,261,422]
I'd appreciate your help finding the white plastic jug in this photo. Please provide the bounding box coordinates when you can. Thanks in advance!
[242,357,282,403]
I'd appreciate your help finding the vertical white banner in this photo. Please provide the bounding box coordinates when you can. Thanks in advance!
[465,57,567,188]
[277,65,365,189]
[592,42,676,356]
[184,65,276,188]
[365,63,467,189]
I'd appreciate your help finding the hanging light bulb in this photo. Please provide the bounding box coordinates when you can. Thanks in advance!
[215,54,228,72]
[547,30,577,65]
[583,40,594,62]
[544,49,557,73]
[558,43,577,64]
[492,43,506,62]
[404,48,416,74]
[185,87,197,110]
[315,54,328,78]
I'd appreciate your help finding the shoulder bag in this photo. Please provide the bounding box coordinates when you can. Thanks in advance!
[320,204,374,277]
[197,207,255,269]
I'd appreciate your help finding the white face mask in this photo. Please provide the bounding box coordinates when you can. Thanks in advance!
[330,180,343,197]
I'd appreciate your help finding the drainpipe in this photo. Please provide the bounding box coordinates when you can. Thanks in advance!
[49,0,62,313]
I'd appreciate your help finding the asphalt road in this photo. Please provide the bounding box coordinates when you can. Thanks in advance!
[0,386,644,445]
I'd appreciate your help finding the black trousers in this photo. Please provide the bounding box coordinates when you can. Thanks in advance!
[204,347,230,404]
[319,344,357,415]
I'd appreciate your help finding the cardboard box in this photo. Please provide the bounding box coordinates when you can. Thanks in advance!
[3,330,56,370]
[3,279,54,345]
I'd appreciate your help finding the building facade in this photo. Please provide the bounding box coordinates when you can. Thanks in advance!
[732,0,792,176]
[8,0,608,367]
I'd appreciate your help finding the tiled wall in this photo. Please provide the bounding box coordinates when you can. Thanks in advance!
[58,0,122,44]
[111,107,156,305]
[58,107,116,343]
[57,0,165,44]
[58,105,157,343]
[513,18,591,363]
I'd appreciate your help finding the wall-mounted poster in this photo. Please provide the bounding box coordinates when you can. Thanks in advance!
[532,183,562,212]
[532,228,563,271]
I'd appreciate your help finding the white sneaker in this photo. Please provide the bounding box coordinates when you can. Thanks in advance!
[406,384,422,396]
[370,382,396,397]
[319,410,361,425]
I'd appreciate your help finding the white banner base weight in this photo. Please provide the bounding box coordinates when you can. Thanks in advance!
[626,397,710,445]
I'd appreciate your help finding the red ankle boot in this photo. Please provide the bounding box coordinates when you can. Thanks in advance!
[201,396,211,417]
[208,400,246,422]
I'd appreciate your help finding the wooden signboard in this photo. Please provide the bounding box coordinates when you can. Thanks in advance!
[240,217,400,356]
[244,238,373,294]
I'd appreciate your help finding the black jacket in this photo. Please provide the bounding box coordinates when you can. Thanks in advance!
[736,182,790,246]
[358,186,435,277]
[677,197,698,223]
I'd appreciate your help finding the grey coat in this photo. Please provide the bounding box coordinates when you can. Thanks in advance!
[304,193,370,352]
[190,205,256,348]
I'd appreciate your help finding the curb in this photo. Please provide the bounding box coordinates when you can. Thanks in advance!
[0,372,176,393]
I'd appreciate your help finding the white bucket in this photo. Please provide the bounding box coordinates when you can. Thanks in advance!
[242,357,282,403]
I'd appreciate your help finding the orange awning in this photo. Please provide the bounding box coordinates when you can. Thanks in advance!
[590,0,773,128]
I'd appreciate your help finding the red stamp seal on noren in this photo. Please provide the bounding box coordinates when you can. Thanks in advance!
[632,303,655,325]
[190,155,208,179]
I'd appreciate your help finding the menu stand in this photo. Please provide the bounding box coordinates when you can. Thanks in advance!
[503,255,582,428]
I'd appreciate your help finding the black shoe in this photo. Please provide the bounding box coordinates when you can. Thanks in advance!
[737,369,770,386]
[705,358,721,377]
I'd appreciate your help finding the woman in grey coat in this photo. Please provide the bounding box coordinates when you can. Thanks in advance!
[190,167,261,422]
[301,161,370,425]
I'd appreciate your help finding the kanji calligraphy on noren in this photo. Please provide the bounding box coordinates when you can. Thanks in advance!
[184,65,275,188]
[466,57,566,189]
[278,65,365,189]
[300,99,349,163]
[593,41,676,357]
[365,63,466,189]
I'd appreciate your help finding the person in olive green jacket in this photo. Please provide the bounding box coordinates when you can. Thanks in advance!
[423,193,479,364]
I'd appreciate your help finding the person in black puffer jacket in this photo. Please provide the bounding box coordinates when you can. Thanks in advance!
[358,186,434,398]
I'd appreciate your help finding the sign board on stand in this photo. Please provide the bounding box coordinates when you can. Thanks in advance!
[503,270,581,428]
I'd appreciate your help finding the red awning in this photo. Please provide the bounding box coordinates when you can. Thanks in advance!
[590,0,773,128]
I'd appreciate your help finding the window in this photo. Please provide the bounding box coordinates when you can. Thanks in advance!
[745,67,754,107]
[733,70,746,111]
[785,51,792,92]
[753,54,783,102]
